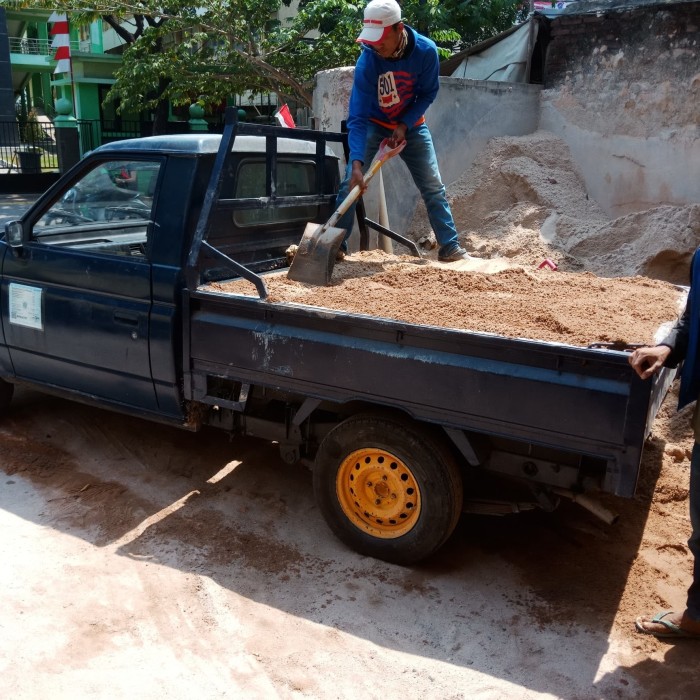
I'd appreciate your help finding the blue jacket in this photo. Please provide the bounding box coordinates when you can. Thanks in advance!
[346,25,440,164]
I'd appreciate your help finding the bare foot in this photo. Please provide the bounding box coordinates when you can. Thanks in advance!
[635,610,700,638]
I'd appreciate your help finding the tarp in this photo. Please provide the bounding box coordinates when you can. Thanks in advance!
[448,21,538,83]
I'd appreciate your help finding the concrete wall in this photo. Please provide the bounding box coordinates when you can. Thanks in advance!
[313,70,541,247]
[312,1,699,243]
[540,0,700,217]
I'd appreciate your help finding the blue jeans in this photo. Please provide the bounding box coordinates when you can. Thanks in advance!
[336,121,459,252]
[688,443,700,619]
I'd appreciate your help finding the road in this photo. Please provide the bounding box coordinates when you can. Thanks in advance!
[0,192,36,227]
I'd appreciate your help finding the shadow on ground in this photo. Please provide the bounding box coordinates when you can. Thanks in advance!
[1,387,695,698]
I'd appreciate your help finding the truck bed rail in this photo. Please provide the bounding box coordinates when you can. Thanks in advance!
[185,108,348,298]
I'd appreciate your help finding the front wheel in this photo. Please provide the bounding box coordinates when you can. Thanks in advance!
[313,413,463,565]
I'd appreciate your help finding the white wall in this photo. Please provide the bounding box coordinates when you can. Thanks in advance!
[312,69,542,247]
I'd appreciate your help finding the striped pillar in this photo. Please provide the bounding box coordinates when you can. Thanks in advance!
[48,12,71,74]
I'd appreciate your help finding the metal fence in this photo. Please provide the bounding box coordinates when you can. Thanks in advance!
[76,119,212,150]
[9,37,90,56]
[0,119,59,173]
[0,118,213,174]
[0,113,305,175]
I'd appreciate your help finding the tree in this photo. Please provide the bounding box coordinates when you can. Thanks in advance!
[406,0,524,52]
[7,1,364,127]
[8,1,522,129]
[99,11,172,133]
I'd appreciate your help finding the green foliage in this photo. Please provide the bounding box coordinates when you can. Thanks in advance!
[276,1,362,84]
[10,0,523,115]
[405,0,522,52]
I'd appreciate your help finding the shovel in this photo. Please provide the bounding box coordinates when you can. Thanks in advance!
[287,137,407,285]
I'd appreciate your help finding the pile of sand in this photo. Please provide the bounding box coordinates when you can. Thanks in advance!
[407,131,700,285]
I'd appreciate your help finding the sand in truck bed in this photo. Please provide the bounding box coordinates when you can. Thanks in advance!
[206,250,684,348]
[207,131,697,349]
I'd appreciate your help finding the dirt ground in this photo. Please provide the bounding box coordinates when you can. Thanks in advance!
[3,131,700,698]
[1,373,698,699]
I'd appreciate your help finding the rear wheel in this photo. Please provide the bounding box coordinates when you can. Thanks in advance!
[313,413,463,565]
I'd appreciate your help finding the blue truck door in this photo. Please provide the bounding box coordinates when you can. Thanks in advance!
[1,159,161,411]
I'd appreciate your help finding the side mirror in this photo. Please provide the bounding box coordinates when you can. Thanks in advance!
[5,221,24,249]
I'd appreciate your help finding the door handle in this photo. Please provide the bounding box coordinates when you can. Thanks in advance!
[113,311,139,326]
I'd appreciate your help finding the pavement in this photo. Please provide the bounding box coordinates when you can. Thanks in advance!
[0,192,38,226]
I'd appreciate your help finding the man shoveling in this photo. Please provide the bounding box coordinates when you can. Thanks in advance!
[335,0,471,264]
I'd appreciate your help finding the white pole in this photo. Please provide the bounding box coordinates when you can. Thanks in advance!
[378,170,392,253]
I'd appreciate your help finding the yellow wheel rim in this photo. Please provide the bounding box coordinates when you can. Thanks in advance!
[336,448,421,539]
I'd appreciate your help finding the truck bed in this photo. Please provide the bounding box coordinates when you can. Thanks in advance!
[179,114,677,511]
[184,285,674,499]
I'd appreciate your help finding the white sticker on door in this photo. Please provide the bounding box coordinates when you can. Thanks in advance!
[9,283,43,330]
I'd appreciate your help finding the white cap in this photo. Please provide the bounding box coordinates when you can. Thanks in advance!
[356,0,402,45]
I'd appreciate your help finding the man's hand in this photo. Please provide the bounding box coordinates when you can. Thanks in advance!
[388,123,407,148]
[349,160,367,195]
[629,345,671,379]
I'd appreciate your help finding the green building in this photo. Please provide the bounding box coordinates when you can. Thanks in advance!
[2,8,142,150]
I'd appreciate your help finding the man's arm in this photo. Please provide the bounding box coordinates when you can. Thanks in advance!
[629,345,672,379]
[659,298,690,367]
[346,51,375,165]
[397,48,439,130]
[629,296,690,379]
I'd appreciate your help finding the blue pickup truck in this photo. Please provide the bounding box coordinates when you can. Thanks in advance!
[0,110,676,564]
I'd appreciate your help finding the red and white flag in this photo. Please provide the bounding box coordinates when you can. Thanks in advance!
[274,104,296,128]
[49,12,71,75]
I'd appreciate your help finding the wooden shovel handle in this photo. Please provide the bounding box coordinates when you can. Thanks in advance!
[327,138,406,227]
[374,137,406,164]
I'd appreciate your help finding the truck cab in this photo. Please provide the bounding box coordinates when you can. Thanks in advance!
[0,130,342,420]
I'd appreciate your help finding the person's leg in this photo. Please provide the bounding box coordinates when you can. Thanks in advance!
[335,124,387,253]
[635,441,700,637]
[399,123,461,255]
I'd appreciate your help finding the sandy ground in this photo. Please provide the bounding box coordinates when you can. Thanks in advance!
[1,382,698,699]
[3,131,700,698]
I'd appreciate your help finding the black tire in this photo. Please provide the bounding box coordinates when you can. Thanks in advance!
[0,379,14,413]
[313,413,463,565]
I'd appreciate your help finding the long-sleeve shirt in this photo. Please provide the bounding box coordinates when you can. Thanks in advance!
[346,25,440,164]
[660,249,700,431]
[661,301,690,368]
[661,252,695,369]
[655,255,700,437]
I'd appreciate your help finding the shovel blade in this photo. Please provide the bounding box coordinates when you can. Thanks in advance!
[287,222,347,286]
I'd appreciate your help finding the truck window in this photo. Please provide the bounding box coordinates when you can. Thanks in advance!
[31,159,161,258]
[231,159,318,227]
